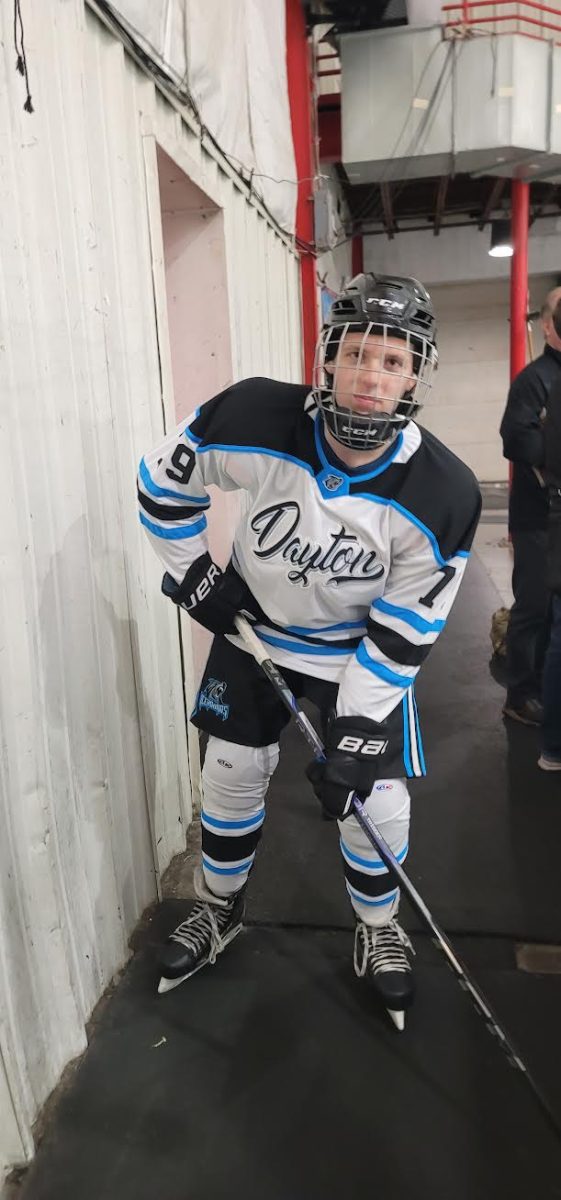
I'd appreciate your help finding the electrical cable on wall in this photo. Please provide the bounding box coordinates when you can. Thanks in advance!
[93,0,323,244]
[336,38,461,251]
[13,0,33,112]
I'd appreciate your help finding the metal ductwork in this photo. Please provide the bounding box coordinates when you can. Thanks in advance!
[341,27,561,185]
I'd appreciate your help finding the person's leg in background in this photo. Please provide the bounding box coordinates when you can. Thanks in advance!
[504,529,548,724]
[539,593,561,770]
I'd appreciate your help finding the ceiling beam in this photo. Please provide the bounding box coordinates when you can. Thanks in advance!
[478,178,507,230]
[530,182,557,225]
[380,182,395,239]
[433,176,449,236]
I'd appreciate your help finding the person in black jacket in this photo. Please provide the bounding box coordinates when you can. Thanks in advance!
[539,297,561,769]
[500,286,561,725]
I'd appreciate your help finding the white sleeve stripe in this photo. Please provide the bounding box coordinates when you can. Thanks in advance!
[137,492,209,524]
[356,641,418,687]
[371,597,445,635]
[138,512,207,541]
[138,481,209,510]
[406,689,422,775]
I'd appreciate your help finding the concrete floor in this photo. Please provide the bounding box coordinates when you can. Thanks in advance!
[14,489,561,1200]
[474,482,513,607]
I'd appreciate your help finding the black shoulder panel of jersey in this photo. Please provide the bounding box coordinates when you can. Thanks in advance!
[353,426,481,560]
[188,378,313,456]
[402,427,481,558]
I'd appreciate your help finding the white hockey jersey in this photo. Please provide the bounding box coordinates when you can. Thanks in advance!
[138,378,481,777]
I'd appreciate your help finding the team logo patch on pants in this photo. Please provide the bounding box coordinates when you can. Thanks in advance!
[197,678,230,721]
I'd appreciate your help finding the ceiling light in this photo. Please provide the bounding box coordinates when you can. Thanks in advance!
[489,218,513,258]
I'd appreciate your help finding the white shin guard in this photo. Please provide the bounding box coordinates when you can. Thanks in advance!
[338,779,411,928]
[201,738,280,898]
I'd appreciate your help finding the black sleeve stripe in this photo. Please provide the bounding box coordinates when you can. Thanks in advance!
[366,618,432,667]
[137,490,208,522]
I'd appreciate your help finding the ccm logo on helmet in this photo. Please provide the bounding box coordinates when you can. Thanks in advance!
[337,735,389,756]
[367,297,405,311]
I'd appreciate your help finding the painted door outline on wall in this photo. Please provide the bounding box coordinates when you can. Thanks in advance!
[142,131,241,811]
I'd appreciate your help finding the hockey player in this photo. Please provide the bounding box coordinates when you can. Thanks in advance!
[138,273,481,1029]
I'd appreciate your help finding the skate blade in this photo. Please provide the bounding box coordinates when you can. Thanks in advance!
[158,972,195,994]
[157,921,244,995]
[387,1008,405,1032]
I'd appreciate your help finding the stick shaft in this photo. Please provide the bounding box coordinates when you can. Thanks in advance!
[234,616,561,1140]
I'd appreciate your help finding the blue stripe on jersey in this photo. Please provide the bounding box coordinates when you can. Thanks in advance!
[353,493,448,567]
[185,420,202,444]
[285,619,367,635]
[139,457,209,505]
[139,512,207,540]
[356,641,415,686]
[340,839,408,870]
[456,551,470,558]
[202,855,254,876]
[202,809,264,831]
[412,690,426,774]
[196,443,316,476]
[256,630,352,656]
[371,597,445,635]
[345,883,399,907]
[402,696,413,777]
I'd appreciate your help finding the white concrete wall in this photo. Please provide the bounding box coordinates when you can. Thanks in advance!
[364,218,561,286]
[419,276,556,479]
[0,0,301,1182]
[364,224,560,479]
[159,152,239,685]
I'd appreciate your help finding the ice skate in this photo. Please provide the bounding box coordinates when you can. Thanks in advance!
[354,918,415,1031]
[158,868,246,994]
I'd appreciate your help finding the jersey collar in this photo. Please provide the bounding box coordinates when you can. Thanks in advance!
[313,415,403,498]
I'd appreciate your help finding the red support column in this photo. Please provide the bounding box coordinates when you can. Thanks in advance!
[510,180,530,383]
[352,235,364,277]
[286,0,318,382]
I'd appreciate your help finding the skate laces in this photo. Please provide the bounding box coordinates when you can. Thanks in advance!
[354,919,414,978]
[169,895,236,965]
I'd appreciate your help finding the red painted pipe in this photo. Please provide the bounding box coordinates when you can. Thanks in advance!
[352,235,364,277]
[508,180,530,500]
[449,12,561,32]
[286,0,318,382]
[444,0,560,15]
[510,180,530,382]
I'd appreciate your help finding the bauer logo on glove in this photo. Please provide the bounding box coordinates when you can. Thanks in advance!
[306,715,390,820]
[336,735,389,756]
[161,556,260,636]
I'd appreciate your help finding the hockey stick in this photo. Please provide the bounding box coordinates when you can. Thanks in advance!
[233,614,561,1142]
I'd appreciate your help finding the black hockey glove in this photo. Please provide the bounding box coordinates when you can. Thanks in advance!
[306,716,390,820]
[161,557,257,635]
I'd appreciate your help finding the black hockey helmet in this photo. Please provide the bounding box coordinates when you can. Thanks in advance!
[313,273,438,451]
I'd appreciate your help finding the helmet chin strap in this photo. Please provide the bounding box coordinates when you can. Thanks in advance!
[321,390,418,452]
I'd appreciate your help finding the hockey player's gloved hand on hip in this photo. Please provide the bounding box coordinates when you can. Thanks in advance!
[161,557,257,635]
[306,716,390,820]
